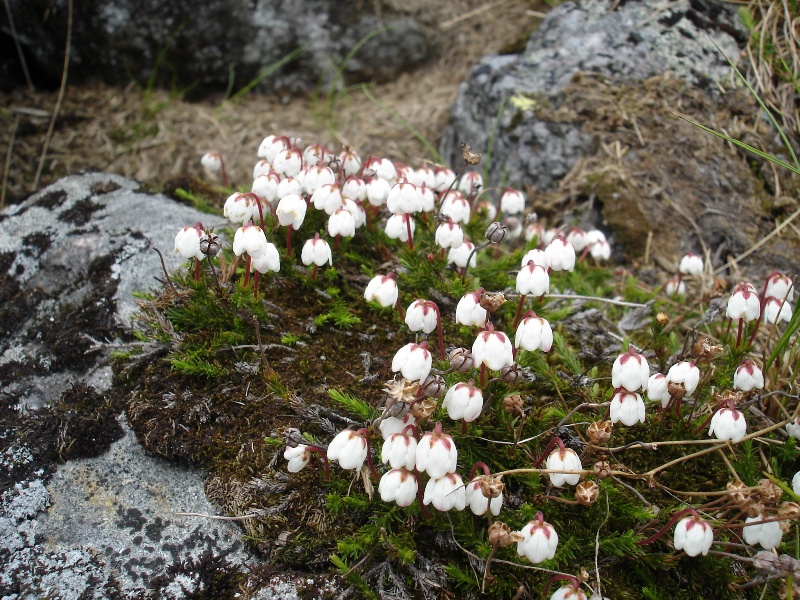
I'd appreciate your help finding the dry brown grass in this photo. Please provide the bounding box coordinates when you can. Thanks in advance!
[0,0,540,203]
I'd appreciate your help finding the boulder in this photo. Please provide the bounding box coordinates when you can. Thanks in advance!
[1,0,430,95]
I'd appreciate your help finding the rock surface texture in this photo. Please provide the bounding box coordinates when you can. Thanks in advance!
[1,0,430,94]
[440,0,799,273]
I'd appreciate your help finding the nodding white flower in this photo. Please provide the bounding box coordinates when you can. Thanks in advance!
[379,412,417,440]
[311,184,343,214]
[273,147,303,178]
[391,342,432,383]
[363,156,397,184]
[666,361,700,396]
[174,223,205,260]
[612,348,650,392]
[544,236,576,272]
[793,471,800,496]
[200,152,222,173]
[405,299,438,334]
[708,407,746,443]
[610,389,646,426]
[442,380,483,423]
[585,229,606,247]
[364,273,398,307]
[250,242,280,273]
[525,222,545,243]
[472,324,514,372]
[328,206,356,238]
[284,445,311,473]
[515,312,553,352]
[550,584,587,600]
[379,468,418,507]
[787,418,800,440]
[565,227,588,252]
[257,134,289,162]
[475,199,498,221]
[253,173,281,205]
[465,476,503,516]
[253,160,272,179]
[301,234,332,267]
[743,513,783,549]
[664,277,686,296]
[498,187,526,215]
[423,473,466,512]
[647,373,670,407]
[303,165,336,196]
[440,195,471,224]
[726,282,760,321]
[589,238,611,261]
[503,216,523,240]
[233,222,268,257]
[458,171,483,196]
[734,359,764,392]
[517,261,550,297]
[340,197,366,229]
[326,429,368,470]
[765,271,794,302]
[365,177,391,207]
[679,253,704,276]
[413,164,436,189]
[763,296,792,324]
[387,180,423,214]
[338,147,362,178]
[416,423,457,479]
[419,185,436,212]
[385,213,415,243]
[521,248,549,269]
[381,431,418,470]
[276,194,307,230]
[546,446,582,487]
[434,167,456,192]
[517,513,558,564]
[435,219,464,250]
[448,242,477,270]
[301,143,328,167]
[224,192,257,224]
[674,514,713,557]
[455,289,487,327]
[276,176,303,202]
[342,176,366,202]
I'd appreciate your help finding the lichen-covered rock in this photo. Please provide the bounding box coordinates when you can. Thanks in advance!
[2,0,430,95]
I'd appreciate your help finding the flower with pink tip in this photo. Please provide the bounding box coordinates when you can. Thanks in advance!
[200,152,222,174]
[734,359,764,392]
[517,513,558,564]
[174,223,205,260]
[365,177,391,207]
[364,273,398,307]
[311,184,343,214]
[588,231,611,260]
[726,282,760,321]
[301,234,332,267]
[303,165,336,196]
[666,361,700,396]
[423,473,466,512]
[405,300,438,334]
[384,213,414,243]
[303,143,331,167]
[763,296,792,324]
[339,147,362,178]
[379,412,416,440]
[435,219,464,250]
[475,199,498,221]
[515,312,553,352]
[499,187,526,215]
[441,195,471,224]
[340,197,366,229]
[249,243,280,273]
[610,389,646,426]
[253,160,271,179]
[517,261,550,297]
[233,222,268,257]
[455,289,487,327]
[674,513,713,557]
[326,429,368,470]
[550,585,587,600]
[544,236,576,271]
[709,407,746,443]
[387,181,423,214]
[647,373,670,407]
[743,514,783,549]
[465,477,503,516]
[679,253,704,276]
[765,272,794,302]
[521,248,549,269]
[545,446,582,487]
[379,468,418,507]
[253,173,280,205]
[442,380,483,422]
[342,176,366,202]
[419,185,436,212]
[328,206,356,238]
[565,228,588,252]
[664,278,686,296]
[363,156,397,184]
[448,242,477,270]
[224,192,258,224]
[277,176,303,202]
[284,445,311,473]
[458,171,483,196]
[416,423,457,479]
[414,164,436,189]
[434,167,456,192]
[391,342,432,382]
[612,348,650,392]
[472,324,514,372]
[257,134,289,162]
[273,147,303,178]
[276,194,307,230]
[381,431,418,470]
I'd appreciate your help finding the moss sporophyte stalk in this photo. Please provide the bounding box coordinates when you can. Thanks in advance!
[125,134,799,598]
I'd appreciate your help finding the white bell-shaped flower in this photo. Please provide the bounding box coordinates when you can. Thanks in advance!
[311,183,343,214]
[458,171,483,196]
[763,297,792,324]
[276,194,307,230]
[385,213,415,243]
[679,253,704,276]
[339,147,362,178]
[515,312,553,352]
[174,223,205,260]
[250,242,280,274]
[379,468,418,507]
[743,514,783,549]
[273,147,304,178]
[442,381,483,423]
[416,423,457,479]
[544,236,576,272]
[363,156,397,184]
[765,272,794,302]
[611,348,650,392]
[284,445,311,473]
[610,389,646,426]
[440,195,471,224]
[472,324,514,372]
[423,473,466,512]
[224,192,257,224]
[379,412,416,440]
[726,282,760,321]
[516,513,558,564]
[516,261,550,296]
[674,513,713,557]
[465,476,503,516]
[708,407,746,443]
[328,206,356,238]
[448,242,477,270]
[499,187,525,215]
[434,167,456,192]
[387,180,423,214]
[303,165,336,196]
[666,361,700,395]
[405,300,438,334]
[565,228,588,252]
[233,222,268,257]
[647,373,670,407]
[733,359,764,392]
[521,248,549,269]
[364,273,398,307]
[381,431,418,470]
[664,278,686,297]
[549,584,587,600]
[545,446,582,487]
[257,134,289,162]
[391,342,432,383]
[365,177,391,207]
[435,219,464,250]
[342,176,366,202]
[455,289,487,327]
[301,234,332,267]
[326,429,368,470]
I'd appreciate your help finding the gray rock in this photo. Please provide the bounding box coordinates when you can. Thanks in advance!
[440,0,745,193]
[2,0,431,96]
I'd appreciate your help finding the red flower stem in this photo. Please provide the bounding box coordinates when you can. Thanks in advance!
[311,265,318,280]
[286,227,292,257]
[735,318,744,347]
[194,258,201,281]
[396,297,405,320]
[512,294,526,329]
[405,215,414,250]
[401,425,420,439]
[334,235,340,252]
[469,461,492,480]
[432,302,446,360]
[543,575,580,597]
[414,468,432,519]
[533,436,565,467]
[305,446,330,480]
[253,271,259,300]
[244,192,266,230]
[461,419,467,435]
[358,428,380,481]
[480,363,486,387]
[638,508,699,546]
[244,256,251,287]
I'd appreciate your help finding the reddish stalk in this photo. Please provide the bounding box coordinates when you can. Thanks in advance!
[405,214,414,250]
[469,461,492,480]
[305,446,331,480]
[357,428,380,480]
[431,302,446,360]
[533,436,566,468]
[638,507,700,546]
[286,226,293,257]
[219,155,229,187]
[543,575,582,598]
[253,271,260,300]
[244,256,251,287]
[311,265,318,280]
[512,294,527,329]
[414,468,433,519]
[194,258,201,281]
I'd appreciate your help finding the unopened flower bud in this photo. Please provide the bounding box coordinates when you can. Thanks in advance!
[758,478,783,504]
[499,363,524,383]
[449,347,474,373]
[479,476,505,499]
[778,553,797,575]
[485,221,507,244]
[576,480,600,505]
[461,141,482,165]
[593,461,611,479]
[487,521,523,548]
[411,398,437,420]
[479,291,507,313]
[656,312,669,326]
[693,336,723,362]
[753,551,782,575]
[283,427,305,447]
[420,374,446,399]
[199,233,221,257]
[727,480,751,507]
[587,421,613,445]
[502,394,524,415]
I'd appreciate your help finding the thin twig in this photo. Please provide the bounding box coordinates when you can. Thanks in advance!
[33,0,72,191]
[153,248,180,298]
[1,114,18,209]
[546,293,649,308]
[173,511,262,521]
[2,0,34,92]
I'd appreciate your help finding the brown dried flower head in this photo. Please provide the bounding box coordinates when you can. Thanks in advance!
[502,394,524,415]
[587,420,613,445]
[655,312,669,326]
[746,502,766,518]
[461,141,482,165]
[479,291,507,313]
[384,378,419,405]
[726,480,751,507]
[411,398,437,420]
[778,502,800,532]
[576,480,600,506]
[757,478,783,504]
[487,521,523,548]
[593,461,612,479]
[479,476,505,499]
[693,336,723,362]
[667,380,686,399]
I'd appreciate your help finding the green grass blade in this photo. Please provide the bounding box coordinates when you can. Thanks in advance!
[221,46,306,108]
[483,95,508,185]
